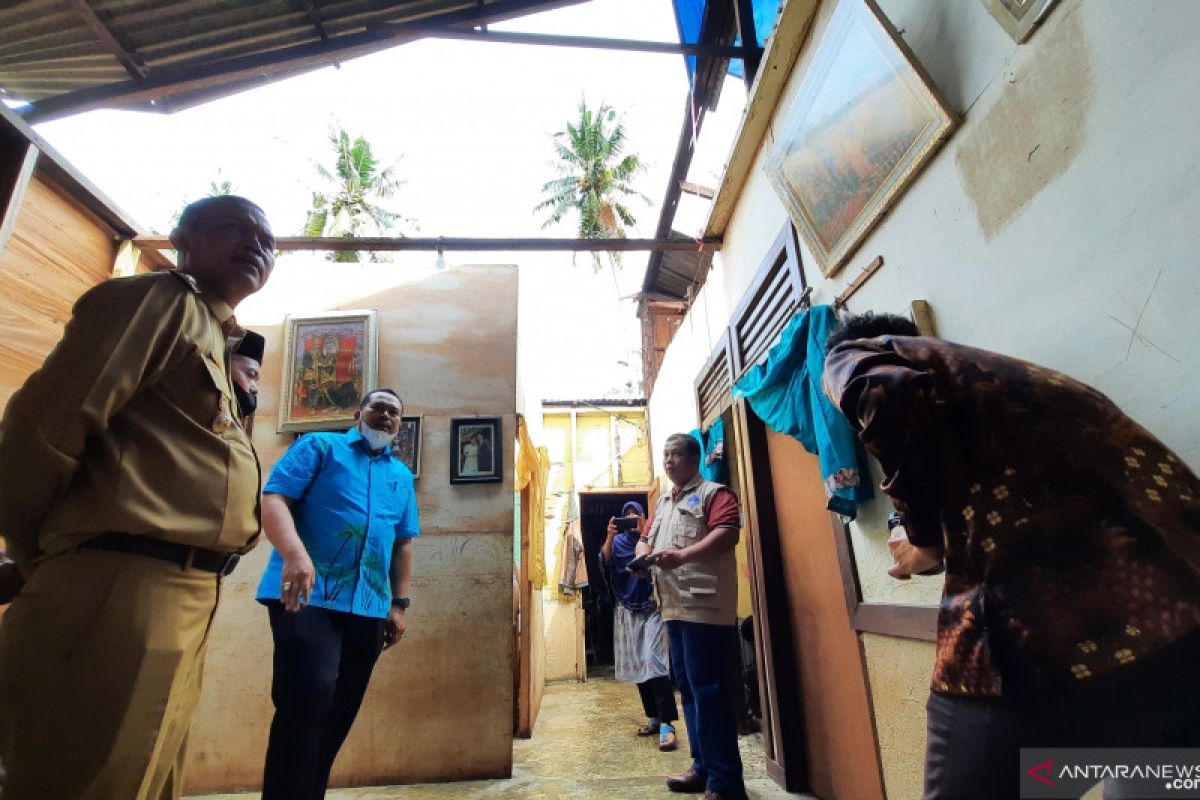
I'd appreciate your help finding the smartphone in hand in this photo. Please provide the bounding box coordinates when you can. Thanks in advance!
[626,554,655,572]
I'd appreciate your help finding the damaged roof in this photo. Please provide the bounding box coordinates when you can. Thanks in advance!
[0,0,583,122]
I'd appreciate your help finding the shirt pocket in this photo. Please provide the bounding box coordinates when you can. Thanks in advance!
[672,504,706,549]
[676,566,720,609]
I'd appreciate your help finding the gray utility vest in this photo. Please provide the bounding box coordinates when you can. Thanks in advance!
[646,475,739,626]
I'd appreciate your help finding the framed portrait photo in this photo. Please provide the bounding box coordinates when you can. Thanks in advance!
[764,0,958,277]
[390,415,422,478]
[450,417,502,485]
[277,310,378,433]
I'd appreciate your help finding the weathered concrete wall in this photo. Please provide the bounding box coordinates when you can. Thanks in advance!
[861,634,936,800]
[649,1,1200,796]
[184,263,518,792]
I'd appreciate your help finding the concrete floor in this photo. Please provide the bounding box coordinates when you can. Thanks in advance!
[192,677,806,799]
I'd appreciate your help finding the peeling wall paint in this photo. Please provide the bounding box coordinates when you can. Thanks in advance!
[956,4,1094,240]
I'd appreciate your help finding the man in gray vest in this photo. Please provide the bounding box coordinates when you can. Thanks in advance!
[638,433,745,800]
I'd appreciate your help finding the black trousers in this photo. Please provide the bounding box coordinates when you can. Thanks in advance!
[636,674,679,724]
[923,633,1200,800]
[262,603,386,800]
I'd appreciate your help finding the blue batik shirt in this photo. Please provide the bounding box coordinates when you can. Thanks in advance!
[256,427,420,618]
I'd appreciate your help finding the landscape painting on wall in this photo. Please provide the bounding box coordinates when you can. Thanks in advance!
[278,310,378,433]
[764,0,957,277]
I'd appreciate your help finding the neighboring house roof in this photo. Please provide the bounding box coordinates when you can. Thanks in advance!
[642,229,714,301]
[0,0,584,122]
[542,399,647,409]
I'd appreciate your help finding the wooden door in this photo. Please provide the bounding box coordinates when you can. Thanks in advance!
[732,399,809,790]
[763,424,884,800]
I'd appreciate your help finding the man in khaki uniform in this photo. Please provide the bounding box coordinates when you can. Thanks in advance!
[638,433,745,800]
[0,195,276,799]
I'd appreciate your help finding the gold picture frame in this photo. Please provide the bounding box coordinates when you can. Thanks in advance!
[981,0,1059,44]
[764,0,958,277]
[277,310,379,433]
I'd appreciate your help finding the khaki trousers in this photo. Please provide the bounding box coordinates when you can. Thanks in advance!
[0,549,221,800]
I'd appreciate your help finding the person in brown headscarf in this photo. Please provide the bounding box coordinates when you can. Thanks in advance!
[823,312,1200,800]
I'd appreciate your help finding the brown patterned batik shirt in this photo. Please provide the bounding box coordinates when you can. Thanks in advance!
[823,336,1200,699]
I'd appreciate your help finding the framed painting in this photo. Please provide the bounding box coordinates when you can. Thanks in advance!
[981,0,1058,44]
[277,310,378,433]
[764,0,958,277]
[450,417,502,485]
[390,415,423,478]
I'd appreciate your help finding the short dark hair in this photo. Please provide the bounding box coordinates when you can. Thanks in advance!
[174,195,264,237]
[825,312,920,351]
[665,433,701,462]
[361,388,402,408]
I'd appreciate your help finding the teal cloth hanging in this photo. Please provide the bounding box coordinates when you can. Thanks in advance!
[732,304,873,518]
[689,417,728,485]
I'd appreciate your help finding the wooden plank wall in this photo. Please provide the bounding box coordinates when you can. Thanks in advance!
[0,174,119,408]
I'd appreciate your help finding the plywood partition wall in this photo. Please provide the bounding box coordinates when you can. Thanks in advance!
[0,174,120,408]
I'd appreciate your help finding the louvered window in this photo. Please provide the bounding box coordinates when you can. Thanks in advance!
[730,223,807,378]
[695,331,734,430]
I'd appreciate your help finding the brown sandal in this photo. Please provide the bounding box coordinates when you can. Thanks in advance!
[636,720,659,736]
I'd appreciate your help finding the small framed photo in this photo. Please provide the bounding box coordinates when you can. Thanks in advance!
[278,310,378,433]
[450,417,502,485]
[391,415,422,478]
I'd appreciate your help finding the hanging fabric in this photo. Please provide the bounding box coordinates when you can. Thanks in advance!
[732,304,873,518]
[689,416,728,485]
[515,417,550,590]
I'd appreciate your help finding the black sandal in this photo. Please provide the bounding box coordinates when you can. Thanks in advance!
[636,719,659,736]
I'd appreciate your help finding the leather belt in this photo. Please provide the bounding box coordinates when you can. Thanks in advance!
[79,532,241,577]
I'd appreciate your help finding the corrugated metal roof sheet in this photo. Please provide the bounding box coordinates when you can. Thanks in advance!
[0,0,584,121]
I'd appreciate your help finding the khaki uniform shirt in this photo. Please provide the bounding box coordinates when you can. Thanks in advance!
[645,475,740,626]
[0,270,261,573]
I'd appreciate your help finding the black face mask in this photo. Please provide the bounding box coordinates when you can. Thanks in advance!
[234,384,258,418]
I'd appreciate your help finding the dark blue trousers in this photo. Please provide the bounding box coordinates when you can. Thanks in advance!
[667,619,745,796]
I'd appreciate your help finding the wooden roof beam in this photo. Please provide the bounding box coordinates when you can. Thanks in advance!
[66,0,148,80]
[132,235,722,253]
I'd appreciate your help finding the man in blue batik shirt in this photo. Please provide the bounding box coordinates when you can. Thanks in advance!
[255,388,419,800]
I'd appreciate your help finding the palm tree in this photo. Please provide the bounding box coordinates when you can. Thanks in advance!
[305,126,410,263]
[535,100,650,272]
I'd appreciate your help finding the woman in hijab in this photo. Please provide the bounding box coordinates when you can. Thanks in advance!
[600,500,678,751]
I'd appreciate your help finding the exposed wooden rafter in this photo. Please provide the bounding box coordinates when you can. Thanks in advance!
[66,0,148,81]
[299,0,331,44]
[133,235,723,253]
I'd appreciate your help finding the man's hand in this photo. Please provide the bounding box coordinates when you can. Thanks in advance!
[383,606,407,650]
[0,561,23,605]
[886,527,943,579]
[280,550,315,612]
[652,549,689,571]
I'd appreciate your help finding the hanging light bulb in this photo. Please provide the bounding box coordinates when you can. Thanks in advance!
[435,247,446,270]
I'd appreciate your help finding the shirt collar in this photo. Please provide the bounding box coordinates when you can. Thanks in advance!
[671,472,703,500]
[181,272,242,338]
[345,426,394,459]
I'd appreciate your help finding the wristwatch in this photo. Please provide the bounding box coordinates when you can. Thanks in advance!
[391,597,411,609]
